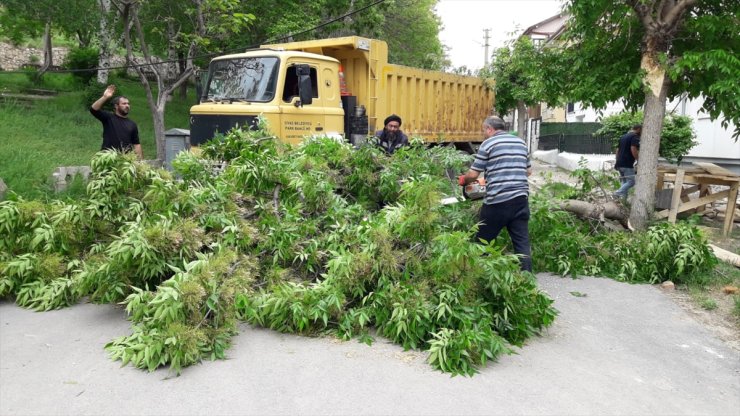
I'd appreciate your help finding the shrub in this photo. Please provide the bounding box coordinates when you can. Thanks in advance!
[64,47,99,86]
[595,111,698,164]
[80,81,113,110]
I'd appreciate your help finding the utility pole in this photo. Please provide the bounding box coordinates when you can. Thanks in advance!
[483,28,491,66]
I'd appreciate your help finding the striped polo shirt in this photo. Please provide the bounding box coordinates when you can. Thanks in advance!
[471,131,531,205]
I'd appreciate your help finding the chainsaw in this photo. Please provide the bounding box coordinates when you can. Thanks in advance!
[440,177,486,205]
[462,177,486,200]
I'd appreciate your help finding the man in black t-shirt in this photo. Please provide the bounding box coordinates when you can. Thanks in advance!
[613,124,641,199]
[90,84,143,159]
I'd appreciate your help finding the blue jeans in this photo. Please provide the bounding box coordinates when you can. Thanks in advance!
[476,196,532,272]
[615,167,636,198]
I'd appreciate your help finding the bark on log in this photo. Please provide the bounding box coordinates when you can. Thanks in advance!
[557,200,628,228]
[710,244,740,268]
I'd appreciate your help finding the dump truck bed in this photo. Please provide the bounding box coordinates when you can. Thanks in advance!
[263,36,494,142]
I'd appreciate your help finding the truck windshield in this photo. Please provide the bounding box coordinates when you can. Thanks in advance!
[205,57,279,102]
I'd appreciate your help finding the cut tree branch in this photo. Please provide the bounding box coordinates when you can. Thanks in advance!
[273,184,281,217]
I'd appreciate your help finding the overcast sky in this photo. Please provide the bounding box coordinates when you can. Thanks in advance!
[436,0,565,70]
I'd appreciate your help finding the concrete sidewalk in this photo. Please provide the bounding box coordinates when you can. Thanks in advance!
[1,274,738,416]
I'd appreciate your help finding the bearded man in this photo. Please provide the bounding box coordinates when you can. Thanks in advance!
[90,84,143,159]
[374,114,409,155]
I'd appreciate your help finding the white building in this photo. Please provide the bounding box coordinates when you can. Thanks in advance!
[566,96,740,173]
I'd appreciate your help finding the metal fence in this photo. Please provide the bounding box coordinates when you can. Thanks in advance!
[537,133,612,154]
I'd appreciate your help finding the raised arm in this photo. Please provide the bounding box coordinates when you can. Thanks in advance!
[92,85,116,110]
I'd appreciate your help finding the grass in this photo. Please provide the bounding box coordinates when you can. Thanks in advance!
[0,72,196,199]
[685,258,740,325]
[1,34,79,50]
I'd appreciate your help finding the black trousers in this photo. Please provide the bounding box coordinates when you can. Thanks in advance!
[476,196,532,272]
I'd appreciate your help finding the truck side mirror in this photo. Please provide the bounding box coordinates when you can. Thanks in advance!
[295,64,313,106]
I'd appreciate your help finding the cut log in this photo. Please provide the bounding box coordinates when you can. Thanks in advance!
[709,244,740,268]
[557,200,628,227]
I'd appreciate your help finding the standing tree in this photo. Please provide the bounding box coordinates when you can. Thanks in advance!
[484,37,560,138]
[0,0,96,76]
[97,0,115,84]
[113,0,253,160]
[231,0,445,70]
[378,0,447,70]
[561,0,739,230]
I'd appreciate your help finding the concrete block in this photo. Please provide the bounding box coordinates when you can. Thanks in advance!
[51,166,92,193]
[557,152,616,172]
[533,149,558,165]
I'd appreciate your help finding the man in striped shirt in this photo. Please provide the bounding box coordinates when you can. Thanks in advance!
[458,116,533,272]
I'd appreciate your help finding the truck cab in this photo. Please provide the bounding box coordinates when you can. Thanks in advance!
[190,50,344,146]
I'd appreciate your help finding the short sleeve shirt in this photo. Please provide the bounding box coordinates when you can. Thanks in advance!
[90,108,140,152]
[615,132,640,168]
[471,131,530,205]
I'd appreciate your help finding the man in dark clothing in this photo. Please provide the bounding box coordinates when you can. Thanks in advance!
[613,124,641,199]
[374,114,409,154]
[458,116,533,272]
[90,84,143,159]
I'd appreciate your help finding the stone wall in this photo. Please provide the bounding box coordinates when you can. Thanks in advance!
[0,42,174,79]
[0,42,70,70]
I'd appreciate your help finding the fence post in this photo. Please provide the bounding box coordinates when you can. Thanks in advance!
[558,133,564,152]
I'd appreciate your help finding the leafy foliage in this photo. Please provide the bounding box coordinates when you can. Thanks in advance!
[560,0,739,137]
[556,1,739,229]
[529,198,716,284]
[219,0,446,70]
[0,127,554,376]
[1,125,717,377]
[483,37,561,117]
[595,111,698,164]
[64,46,99,85]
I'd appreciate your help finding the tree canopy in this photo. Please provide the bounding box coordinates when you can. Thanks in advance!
[219,0,446,70]
[557,0,739,229]
[560,0,739,137]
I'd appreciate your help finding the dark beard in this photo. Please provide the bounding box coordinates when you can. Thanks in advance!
[383,130,398,142]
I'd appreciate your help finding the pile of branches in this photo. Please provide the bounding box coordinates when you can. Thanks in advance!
[0,126,555,376]
[0,127,716,375]
[529,159,717,281]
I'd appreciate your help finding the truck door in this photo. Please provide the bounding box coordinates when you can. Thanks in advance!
[279,64,324,145]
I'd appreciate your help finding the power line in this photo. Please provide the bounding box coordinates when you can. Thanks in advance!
[0,0,387,75]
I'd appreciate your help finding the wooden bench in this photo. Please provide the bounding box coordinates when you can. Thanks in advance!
[655,163,739,236]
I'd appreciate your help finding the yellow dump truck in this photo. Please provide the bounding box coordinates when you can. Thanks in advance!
[189,36,493,148]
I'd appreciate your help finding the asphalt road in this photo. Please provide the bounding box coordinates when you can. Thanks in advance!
[1,274,738,416]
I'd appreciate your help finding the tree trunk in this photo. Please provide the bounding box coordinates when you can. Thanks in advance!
[97,0,112,84]
[166,21,179,85]
[516,100,526,138]
[153,102,166,161]
[76,31,91,48]
[38,20,53,78]
[629,42,670,230]
[178,53,188,100]
[119,0,197,160]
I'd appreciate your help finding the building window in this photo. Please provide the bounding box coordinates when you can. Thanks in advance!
[566,102,575,113]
